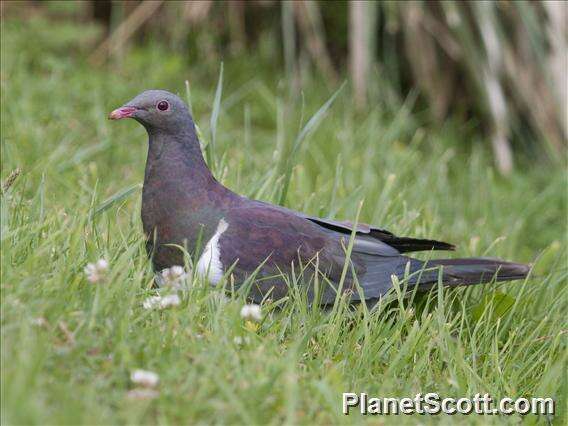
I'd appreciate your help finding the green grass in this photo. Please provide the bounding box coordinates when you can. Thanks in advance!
[1,18,566,425]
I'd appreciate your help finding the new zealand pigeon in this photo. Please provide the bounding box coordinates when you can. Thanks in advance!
[109,90,530,304]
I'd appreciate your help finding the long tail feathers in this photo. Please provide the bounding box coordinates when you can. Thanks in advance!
[426,257,530,287]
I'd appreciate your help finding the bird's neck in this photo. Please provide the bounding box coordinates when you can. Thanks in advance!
[144,126,217,191]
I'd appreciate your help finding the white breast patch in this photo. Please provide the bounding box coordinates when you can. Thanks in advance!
[196,218,229,285]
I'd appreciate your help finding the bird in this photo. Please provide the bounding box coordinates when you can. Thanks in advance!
[109,89,530,304]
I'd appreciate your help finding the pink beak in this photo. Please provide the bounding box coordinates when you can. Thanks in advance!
[108,106,138,120]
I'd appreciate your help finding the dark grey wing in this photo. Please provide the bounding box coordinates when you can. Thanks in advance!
[304,216,455,253]
[219,205,357,303]
[246,199,401,257]
[247,199,455,253]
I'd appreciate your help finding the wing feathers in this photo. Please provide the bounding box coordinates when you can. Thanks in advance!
[306,216,454,253]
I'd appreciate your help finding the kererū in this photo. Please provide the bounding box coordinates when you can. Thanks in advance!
[109,90,530,304]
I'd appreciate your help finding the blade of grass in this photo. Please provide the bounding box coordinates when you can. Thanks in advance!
[278,82,346,205]
[184,79,193,116]
[333,199,364,308]
[90,182,142,219]
[208,62,224,170]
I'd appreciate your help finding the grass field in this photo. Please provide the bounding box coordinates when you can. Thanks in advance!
[1,18,566,425]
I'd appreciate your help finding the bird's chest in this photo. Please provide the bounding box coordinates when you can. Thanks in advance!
[141,182,217,254]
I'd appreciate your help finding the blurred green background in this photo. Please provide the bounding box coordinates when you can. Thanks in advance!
[1,1,566,425]
[2,0,567,172]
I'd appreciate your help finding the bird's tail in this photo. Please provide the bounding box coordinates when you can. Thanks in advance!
[425,257,530,287]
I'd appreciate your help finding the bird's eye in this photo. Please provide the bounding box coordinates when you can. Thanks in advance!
[157,100,169,111]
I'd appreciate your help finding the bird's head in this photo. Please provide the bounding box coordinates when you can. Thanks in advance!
[109,90,191,132]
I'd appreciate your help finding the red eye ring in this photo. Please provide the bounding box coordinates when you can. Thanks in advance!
[157,100,169,111]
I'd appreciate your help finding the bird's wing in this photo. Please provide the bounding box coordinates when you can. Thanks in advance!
[220,204,357,302]
[304,216,455,253]
[248,200,455,253]
[221,204,438,302]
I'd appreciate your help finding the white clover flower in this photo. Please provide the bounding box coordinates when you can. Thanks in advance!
[31,317,48,327]
[84,258,109,283]
[233,336,251,345]
[126,388,159,400]
[240,304,262,322]
[142,294,181,310]
[130,369,159,388]
[159,265,188,289]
